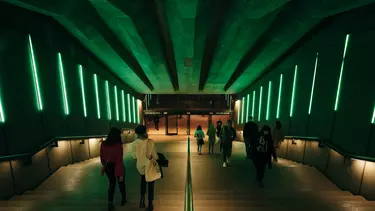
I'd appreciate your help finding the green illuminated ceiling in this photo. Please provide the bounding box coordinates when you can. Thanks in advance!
[5,0,375,94]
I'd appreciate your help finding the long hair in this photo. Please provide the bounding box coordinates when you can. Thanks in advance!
[261,125,272,135]
[196,125,202,131]
[276,121,282,130]
[103,127,122,145]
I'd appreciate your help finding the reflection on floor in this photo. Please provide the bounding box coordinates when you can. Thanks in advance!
[1,135,375,211]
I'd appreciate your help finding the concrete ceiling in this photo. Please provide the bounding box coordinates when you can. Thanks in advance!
[3,0,375,94]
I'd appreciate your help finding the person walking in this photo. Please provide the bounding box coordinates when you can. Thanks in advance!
[132,125,159,211]
[251,125,274,188]
[272,121,284,162]
[100,127,127,211]
[220,120,236,167]
[206,123,216,154]
[243,116,259,159]
[216,120,223,152]
[194,125,205,155]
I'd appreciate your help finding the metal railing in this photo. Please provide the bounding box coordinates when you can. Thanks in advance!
[184,136,194,211]
[284,136,375,163]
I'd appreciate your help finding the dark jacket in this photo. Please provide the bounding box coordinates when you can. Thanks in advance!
[220,126,237,144]
[216,121,222,137]
[243,121,259,141]
[252,132,274,164]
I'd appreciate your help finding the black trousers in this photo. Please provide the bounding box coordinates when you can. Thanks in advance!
[222,143,232,162]
[155,122,159,130]
[141,175,155,202]
[244,140,250,157]
[105,163,126,203]
[272,147,277,160]
[209,140,215,153]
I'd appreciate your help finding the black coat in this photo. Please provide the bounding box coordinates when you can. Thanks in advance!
[243,121,259,141]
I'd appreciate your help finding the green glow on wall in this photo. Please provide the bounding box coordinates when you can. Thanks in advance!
[246,94,250,122]
[94,74,100,119]
[241,97,245,124]
[78,65,87,117]
[252,91,256,117]
[308,53,319,115]
[137,100,140,123]
[121,90,126,122]
[371,104,375,124]
[132,96,136,123]
[58,53,69,115]
[0,91,4,123]
[266,81,272,120]
[258,86,263,121]
[114,86,119,121]
[28,35,43,111]
[334,34,351,111]
[127,94,132,123]
[290,65,298,117]
[277,74,283,119]
[105,81,112,120]
[237,100,240,124]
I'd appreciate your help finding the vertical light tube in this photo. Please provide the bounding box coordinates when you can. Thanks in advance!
[114,86,119,121]
[137,100,140,123]
[127,94,132,123]
[252,91,256,117]
[78,65,87,117]
[308,53,319,115]
[58,53,69,115]
[241,97,245,124]
[94,74,100,119]
[105,81,111,120]
[258,86,263,121]
[28,35,43,111]
[0,91,4,123]
[237,100,241,124]
[334,34,351,111]
[277,74,283,119]
[246,94,250,121]
[371,104,375,124]
[121,90,126,122]
[132,96,136,123]
[290,65,298,117]
[266,81,272,120]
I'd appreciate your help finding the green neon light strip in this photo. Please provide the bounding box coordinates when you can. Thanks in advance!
[246,94,250,122]
[237,100,240,124]
[114,86,119,121]
[334,34,351,111]
[308,53,319,115]
[137,100,140,123]
[78,65,87,117]
[277,74,283,119]
[127,94,132,123]
[0,92,4,123]
[252,91,256,117]
[371,104,375,124]
[290,65,298,117]
[258,86,263,121]
[266,81,272,120]
[94,74,100,119]
[58,53,69,115]
[121,90,126,122]
[241,97,245,124]
[132,96,136,123]
[105,81,111,120]
[28,35,43,111]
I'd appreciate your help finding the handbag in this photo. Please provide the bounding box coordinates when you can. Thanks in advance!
[145,139,161,182]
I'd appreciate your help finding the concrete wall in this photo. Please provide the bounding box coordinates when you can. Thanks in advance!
[278,138,375,200]
[0,4,142,157]
[0,130,135,200]
[235,4,375,157]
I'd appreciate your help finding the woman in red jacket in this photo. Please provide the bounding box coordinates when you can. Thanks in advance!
[100,127,127,211]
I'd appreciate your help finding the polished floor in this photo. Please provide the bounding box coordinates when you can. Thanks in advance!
[1,135,375,211]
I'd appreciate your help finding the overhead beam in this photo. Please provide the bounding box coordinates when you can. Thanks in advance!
[152,0,179,91]
[199,0,232,91]
[239,17,334,95]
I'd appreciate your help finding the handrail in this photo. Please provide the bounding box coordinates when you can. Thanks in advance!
[0,128,134,161]
[184,136,194,211]
[285,136,375,163]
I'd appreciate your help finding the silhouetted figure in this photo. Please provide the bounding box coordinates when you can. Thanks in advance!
[100,127,127,211]
[272,121,284,162]
[194,125,205,155]
[220,120,236,167]
[206,123,216,154]
[243,116,259,159]
[216,120,223,152]
[154,115,159,131]
[251,125,274,188]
